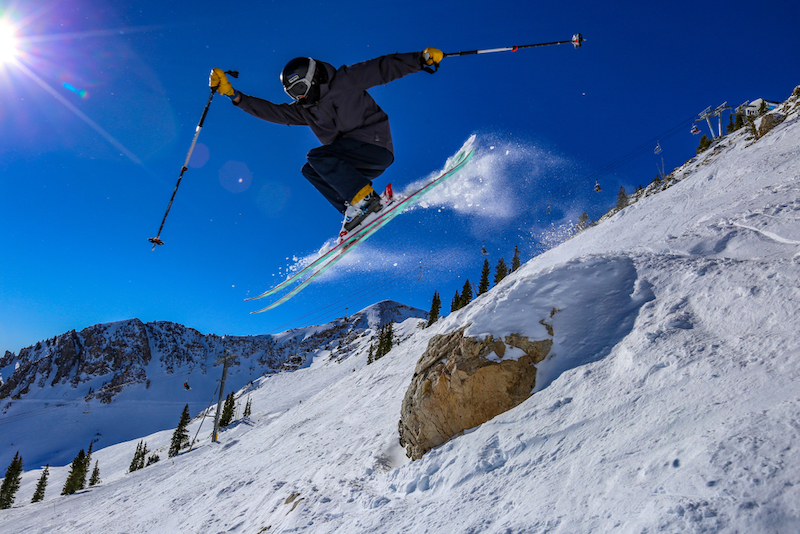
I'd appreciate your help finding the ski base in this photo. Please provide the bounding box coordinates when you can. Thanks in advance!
[249,142,476,313]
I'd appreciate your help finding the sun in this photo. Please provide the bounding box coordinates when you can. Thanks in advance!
[0,20,18,64]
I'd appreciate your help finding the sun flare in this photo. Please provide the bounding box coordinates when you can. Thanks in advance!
[0,20,18,63]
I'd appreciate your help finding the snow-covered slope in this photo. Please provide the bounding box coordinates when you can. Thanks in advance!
[0,300,425,469]
[2,89,799,533]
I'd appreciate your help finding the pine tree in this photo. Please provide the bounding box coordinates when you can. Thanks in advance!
[426,291,442,327]
[169,404,192,458]
[128,441,148,473]
[0,451,23,509]
[243,397,252,418]
[88,461,101,487]
[61,449,87,495]
[576,212,589,232]
[726,114,735,134]
[478,259,491,295]
[370,323,395,363]
[494,258,508,286]
[450,290,461,312]
[128,442,141,473]
[459,279,473,308]
[31,465,49,503]
[146,453,160,466]
[83,441,93,490]
[734,113,744,131]
[696,134,712,154]
[219,392,236,428]
[511,246,522,272]
[616,186,629,209]
[379,323,394,358]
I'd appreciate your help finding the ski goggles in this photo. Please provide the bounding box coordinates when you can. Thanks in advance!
[283,58,316,100]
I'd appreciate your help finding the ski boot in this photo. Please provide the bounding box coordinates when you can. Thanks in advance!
[338,184,393,242]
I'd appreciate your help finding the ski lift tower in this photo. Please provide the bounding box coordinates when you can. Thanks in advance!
[711,102,731,137]
[212,340,238,443]
[695,106,716,138]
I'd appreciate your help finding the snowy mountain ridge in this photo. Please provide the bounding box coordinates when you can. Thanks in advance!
[1,86,800,533]
[0,300,426,469]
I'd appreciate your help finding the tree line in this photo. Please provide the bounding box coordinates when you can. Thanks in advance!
[0,440,101,509]
[426,245,523,327]
[0,396,254,509]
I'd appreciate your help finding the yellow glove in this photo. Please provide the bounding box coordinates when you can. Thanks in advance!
[209,68,235,97]
[423,47,444,66]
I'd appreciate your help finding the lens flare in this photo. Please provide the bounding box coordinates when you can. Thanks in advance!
[0,20,17,63]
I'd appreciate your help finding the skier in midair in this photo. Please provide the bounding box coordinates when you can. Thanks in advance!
[209,47,444,237]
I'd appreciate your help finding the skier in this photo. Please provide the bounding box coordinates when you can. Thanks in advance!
[209,47,444,236]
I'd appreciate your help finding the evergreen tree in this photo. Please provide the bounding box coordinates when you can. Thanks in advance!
[146,453,160,466]
[616,186,629,210]
[31,465,49,503]
[511,246,522,272]
[494,258,509,286]
[243,397,252,418]
[576,212,589,232]
[696,134,712,154]
[128,441,148,473]
[450,290,461,312]
[726,114,735,134]
[169,404,192,458]
[379,323,394,358]
[83,441,94,490]
[478,259,491,295]
[219,392,236,428]
[128,442,141,473]
[459,279,473,308]
[758,99,769,116]
[734,113,744,131]
[88,461,101,487]
[61,449,87,495]
[426,291,442,327]
[0,451,23,509]
[370,323,395,363]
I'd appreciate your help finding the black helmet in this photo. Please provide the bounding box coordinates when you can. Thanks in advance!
[281,57,325,102]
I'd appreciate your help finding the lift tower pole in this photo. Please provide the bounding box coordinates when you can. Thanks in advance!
[212,342,237,443]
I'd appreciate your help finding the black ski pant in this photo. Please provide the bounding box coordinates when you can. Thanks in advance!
[301,137,394,214]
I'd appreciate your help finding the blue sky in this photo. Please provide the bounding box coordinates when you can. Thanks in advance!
[1,0,798,355]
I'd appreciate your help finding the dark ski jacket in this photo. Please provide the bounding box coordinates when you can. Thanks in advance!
[235,52,426,155]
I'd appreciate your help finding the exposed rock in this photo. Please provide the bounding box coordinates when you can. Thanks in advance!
[399,326,552,460]
[757,113,785,138]
[0,300,426,403]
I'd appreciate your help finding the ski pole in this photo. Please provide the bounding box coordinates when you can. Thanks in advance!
[148,70,239,250]
[442,33,584,60]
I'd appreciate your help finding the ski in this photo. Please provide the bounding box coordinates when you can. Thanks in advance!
[246,144,474,302]
[250,144,475,313]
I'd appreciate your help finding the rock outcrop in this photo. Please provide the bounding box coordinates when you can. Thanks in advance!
[399,326,552,460]
[757,112,785,138]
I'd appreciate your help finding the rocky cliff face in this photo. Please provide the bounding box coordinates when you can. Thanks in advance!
[399,326,552,460]
[0,300,425,404]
